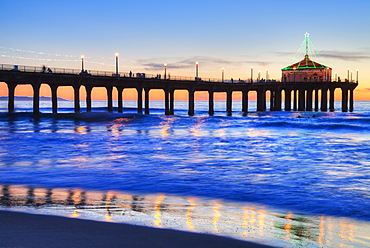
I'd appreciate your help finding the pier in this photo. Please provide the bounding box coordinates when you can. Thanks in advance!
[0,64,358,116]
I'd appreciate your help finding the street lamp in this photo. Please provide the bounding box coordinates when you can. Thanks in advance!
[195,62,199,80]
[115,53,119,76]
[258,70,261,81]
[293,67,296,82]
[222,68,224,83]
[350,71,353,82]
[347,68,350,81]
[164,63,167,80]
[251,66,253,83]
[326,67,330,82]
[81,55,84,72]
[266,69,269,81]
[356,69,359,83]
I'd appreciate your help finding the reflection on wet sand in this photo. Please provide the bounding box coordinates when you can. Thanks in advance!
[154,194,165,227]
[1,184,369,247]
[212,201,221,233]
[186,198,196,230]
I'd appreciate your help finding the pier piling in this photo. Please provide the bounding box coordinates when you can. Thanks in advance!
[0,67,358,116]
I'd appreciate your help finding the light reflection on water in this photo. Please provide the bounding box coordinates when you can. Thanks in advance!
[1,101,370,247]
[1,184,369,248]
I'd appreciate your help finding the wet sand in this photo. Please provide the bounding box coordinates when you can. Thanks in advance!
[0,210,272,248]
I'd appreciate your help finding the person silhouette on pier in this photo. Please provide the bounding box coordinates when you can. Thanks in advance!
[42,65,46,73]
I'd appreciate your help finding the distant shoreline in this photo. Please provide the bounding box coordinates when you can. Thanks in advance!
[0,96,68,101]
[0,96,368,102]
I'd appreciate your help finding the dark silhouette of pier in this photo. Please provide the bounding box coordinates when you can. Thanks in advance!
[0,64,358,116]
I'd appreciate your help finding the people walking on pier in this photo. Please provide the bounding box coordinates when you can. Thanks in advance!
[42,65,46,73]
[47,68,52,73]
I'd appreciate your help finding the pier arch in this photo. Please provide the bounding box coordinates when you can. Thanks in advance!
[57,86,82,113]
[231,91,242,114]
[194,91,208,115]
[0,81,6,94]
[171,89,189,115]
[247,90,257,112]
[143,89,165,115]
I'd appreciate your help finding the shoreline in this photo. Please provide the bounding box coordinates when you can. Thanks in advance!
[0,210,272,248]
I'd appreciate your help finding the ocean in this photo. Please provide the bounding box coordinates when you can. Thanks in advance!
[0,100,369,247]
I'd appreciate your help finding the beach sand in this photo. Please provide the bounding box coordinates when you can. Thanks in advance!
[0,210,272,248]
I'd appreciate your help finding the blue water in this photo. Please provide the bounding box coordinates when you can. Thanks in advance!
[0,100,369,222]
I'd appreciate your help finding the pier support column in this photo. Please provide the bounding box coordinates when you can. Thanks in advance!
[208,90,214,116]
[349,89,354,112]
[285,89,291,111]
[341,88,348,112]
[242,90,248,114]
[85,86,92,112]
[321,88,328,111]
[329,88,335,112]
[137,87,143,113]
[293,90,297,111]
[117,87,123,113]
[188,88,194,116]
[226,90,232,116]
[257,89,265,111]
[314,89,319,111]
[73,85,80,113]
[32,83,41,116]
[7,83,16,113]
[270,90,275,111]
[306,89,313,111]
[298,89,305,111]
[164,89,170,115]
[145,88,150,115]
[50,85,58,114]
[106,86,113,113]
[169,89,175,115]
[275,89,282,111]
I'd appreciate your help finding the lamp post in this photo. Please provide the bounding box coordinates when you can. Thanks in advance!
[350,71,353,82]
[251,66,253,83]
[164,63,167,80]
[81,55,84,72]
[326,67,330,82]
[222,68,224,83]
[266,69,269,81]
[347,68,350,81]
[115,53,119,76]
[293,67,296,82]
[335,72,337,81]
[258,70,261,81]
[356,69,359,83]
[195,62,199,80]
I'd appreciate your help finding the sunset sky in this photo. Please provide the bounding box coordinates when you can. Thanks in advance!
[1,0,369,101]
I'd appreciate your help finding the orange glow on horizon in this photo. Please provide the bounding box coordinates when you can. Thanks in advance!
[0,82,369,101]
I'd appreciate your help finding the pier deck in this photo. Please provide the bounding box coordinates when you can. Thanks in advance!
[0,64,358,116]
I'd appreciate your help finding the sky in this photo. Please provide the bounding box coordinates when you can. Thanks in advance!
[1,0,369,100]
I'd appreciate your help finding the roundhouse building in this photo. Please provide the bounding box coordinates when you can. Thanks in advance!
[281,54,332,82]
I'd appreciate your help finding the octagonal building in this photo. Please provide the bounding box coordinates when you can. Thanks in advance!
[281,34,332,82]
[282,55,332,82]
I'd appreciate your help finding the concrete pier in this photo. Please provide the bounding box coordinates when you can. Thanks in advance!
[0,68,358,116]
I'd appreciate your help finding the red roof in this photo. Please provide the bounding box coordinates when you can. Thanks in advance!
[282,55,329,70]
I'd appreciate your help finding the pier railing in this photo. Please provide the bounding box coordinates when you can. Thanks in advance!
[0,63,281,84]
